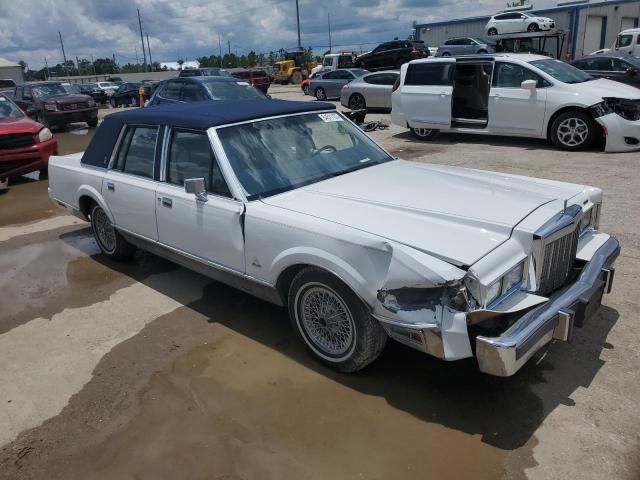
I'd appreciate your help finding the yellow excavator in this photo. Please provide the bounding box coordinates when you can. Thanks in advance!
[273,50,313,85]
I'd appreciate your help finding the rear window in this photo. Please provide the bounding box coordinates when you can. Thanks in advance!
[404,62,452,86]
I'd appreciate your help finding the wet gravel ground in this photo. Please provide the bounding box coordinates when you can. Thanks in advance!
[0,85,639,479]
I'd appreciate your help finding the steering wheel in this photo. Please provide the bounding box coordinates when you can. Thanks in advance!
[312,145,338,156]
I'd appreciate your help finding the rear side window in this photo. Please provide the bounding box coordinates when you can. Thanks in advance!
[166,130,231,197]
[364,73,399,85]
[113,126,158,179]
[160,81,182,100]
[404,63,452,86]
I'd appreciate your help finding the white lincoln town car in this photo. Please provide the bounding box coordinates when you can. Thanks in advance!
[48,100,620,376]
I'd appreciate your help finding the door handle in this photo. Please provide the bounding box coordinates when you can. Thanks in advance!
[106,182,115,191]
[159,197,172,208]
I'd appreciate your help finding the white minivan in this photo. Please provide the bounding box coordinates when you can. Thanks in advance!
[615,28,640,56]
[391,54,640,152]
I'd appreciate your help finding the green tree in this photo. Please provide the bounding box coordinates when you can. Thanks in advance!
[177,59,184,70]
[92,58,119,75]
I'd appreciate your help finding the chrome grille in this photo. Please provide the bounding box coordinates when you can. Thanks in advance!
[537,228,579,295]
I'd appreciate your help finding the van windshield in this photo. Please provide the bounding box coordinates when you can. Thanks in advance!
[616,34,633,48]
[529,59,593,84]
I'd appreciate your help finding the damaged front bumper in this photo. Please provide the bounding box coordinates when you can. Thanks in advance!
[596,113,640,152]
[475,236,619,376]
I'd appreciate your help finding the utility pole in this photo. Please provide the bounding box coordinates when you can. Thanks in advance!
[228,40,231,55]
[44,57,49,80]
[146,32,153,71]
[328,12,332,53]
[218,35,223,67]
[295,0,302,50]
[137,9,147,72]
[76,55,80,74]
[58,31,68,75]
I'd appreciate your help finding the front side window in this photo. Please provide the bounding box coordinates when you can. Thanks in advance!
[529,58,593,84]
[617,34,633,48]
[217,112,393,199]
[323,70,341,79]
[405,62,452,86]
[201,80,265,100]
[114,126,158,179]
[493,62,545,87]
[166,130,231,197]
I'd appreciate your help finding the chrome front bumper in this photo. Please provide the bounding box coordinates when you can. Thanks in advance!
[475,237,620,377]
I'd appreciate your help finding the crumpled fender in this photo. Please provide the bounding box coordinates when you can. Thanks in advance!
[595,113,640,153]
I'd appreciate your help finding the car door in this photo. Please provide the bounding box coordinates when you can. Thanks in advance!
[488,61,548,135]
[364,72,398,108]
[155,128,245,272]
[320,70,344,97]
[610,58,637,84]
[400,59,454,129]
[103,125,160,240]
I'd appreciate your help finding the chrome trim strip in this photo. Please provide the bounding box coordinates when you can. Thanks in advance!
[476,236,620,377]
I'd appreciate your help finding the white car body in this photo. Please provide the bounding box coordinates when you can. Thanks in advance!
[95,81,118,96]
[312,53,358,75]
[486,12,555,35]
[614,28,640,56]
[47,101,619,377]
[391,54,640,152]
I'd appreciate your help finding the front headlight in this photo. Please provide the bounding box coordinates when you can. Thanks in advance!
[44,103,57,112]
[484,260,525,307]
[37,127,53,143]
[486,280,502,305]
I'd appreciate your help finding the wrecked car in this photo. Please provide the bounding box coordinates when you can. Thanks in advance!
[392,54,640,152]
[47,99,619,376]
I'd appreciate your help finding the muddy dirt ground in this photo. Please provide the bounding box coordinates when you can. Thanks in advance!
[0,85,639,479]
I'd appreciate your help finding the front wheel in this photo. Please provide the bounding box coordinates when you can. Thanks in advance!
[303,84,309,95]
[348,93,366,110]
[410,127,440,141]
[550,110,597,151]
[291,70,303,84]
[315,87,327,101]
[527,23,540,32]
[288,267,387,372]
[487,27,498,36]
[91,205,136,260]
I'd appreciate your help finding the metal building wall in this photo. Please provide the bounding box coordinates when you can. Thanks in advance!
[0,66,24,85]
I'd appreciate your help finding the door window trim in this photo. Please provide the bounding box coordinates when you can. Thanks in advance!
[108,123,160,180]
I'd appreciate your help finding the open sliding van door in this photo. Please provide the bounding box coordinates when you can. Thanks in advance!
[399,58,455,130]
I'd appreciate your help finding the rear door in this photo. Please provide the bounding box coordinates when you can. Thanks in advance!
[103,125,160,240]
[155,128,245,272]
[363,72,399,108]
[398,59,454,129]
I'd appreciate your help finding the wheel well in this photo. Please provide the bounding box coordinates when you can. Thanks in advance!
[276,264,308,304]
[78,195,97,220]
[546,106,599,140]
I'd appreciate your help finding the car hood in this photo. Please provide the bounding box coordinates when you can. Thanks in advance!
[0,115,42,134]
[261,160,586,266]
[565,78,640,99]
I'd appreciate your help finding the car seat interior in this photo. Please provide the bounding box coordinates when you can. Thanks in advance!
[451,62,493,128]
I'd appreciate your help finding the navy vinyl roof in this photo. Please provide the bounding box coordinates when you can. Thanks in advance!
[81,99,335,168]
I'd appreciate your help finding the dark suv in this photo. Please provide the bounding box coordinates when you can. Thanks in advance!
[227,68,271,93]
[353,40,429,71]
[178,67,231,77]
[13,82,98,129]
[148,76,267,106]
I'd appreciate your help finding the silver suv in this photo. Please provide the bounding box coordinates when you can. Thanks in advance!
[436,38,494,57]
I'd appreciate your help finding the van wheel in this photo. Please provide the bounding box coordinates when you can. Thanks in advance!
[315,87,327,100]
[410,128,440,141]
[90,205,136,261]
[488,28,498,36]
[550,110,596,151]
[288,267,387,373]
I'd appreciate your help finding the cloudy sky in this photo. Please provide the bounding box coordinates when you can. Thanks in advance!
[0,0,559,69]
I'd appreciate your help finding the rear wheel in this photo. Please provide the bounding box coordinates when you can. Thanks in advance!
[315,87,327,101]
[303,84,309,95]
[291,70,303,85]
[488,27,498,36]
[348,93,366,110]
[90,205,136,261]
[527,23,540,32]
[477,49,488,54]
[441,52,451,57]
[550,110,597,151]
[288,267,387,372]
[410,127,440,141]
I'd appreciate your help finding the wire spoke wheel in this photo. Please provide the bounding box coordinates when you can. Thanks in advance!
[93,208,116,252]
[557,117,589,147]
[414,128,433,137]
[299,285,355,357]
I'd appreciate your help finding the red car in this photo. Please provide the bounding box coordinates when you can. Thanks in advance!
[301,72,320,95]
[0,94,58,189]
[229,69,271,94]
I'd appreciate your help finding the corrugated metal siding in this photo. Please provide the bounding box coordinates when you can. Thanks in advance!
[0,66,24,85]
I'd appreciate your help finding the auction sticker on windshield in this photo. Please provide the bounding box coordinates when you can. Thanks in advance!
[318,113,343,122]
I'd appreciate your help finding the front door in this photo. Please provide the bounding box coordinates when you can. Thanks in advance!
[488,61,548,135]
[155,128,245,273]
[400,59,454,129]
[103,125,160,240]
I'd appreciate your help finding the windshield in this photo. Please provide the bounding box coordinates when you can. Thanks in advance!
[350,69,369,78]
[202,80,266,100]
[201,68,231,77]
[32,84,67,98]
[0,96,23,119]
[217,112,393,199]
[529,59,593,83]
[625,56,640,68]
[616,34,633,48]
[64,84,82,95]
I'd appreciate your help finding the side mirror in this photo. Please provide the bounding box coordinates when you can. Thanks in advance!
[184,177,208,202]
[521,79,537,91]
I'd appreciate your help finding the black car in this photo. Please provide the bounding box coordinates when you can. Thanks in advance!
[178,67,231,78]
[353,40,429,71]
[148,76,267,106]
[110,82,152,108]
[66,84,109,105]
[572,54,640,86]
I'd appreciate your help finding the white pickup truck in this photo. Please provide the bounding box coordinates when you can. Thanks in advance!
[48,99,619,377]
